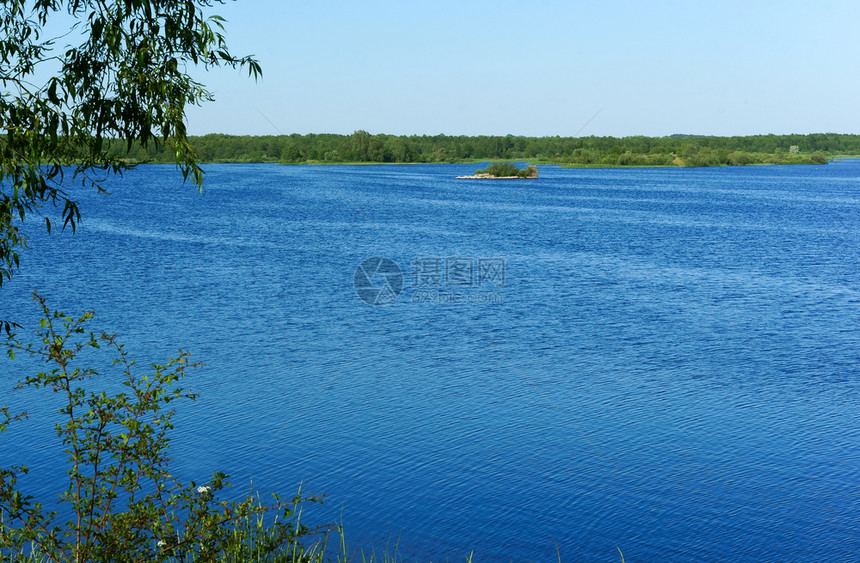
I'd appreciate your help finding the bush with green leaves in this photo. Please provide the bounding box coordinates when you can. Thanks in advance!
[1,293,333,562]
[485,162,521,177]
[473,162,536,177]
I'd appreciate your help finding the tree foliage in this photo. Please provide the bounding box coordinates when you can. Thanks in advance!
[473,162,534,177]
[104,131,850,166]
[483,162,520,177]
[0,0,261,301]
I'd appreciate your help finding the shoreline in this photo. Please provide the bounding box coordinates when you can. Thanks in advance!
[121,160,833,168]
[456,174,538,179]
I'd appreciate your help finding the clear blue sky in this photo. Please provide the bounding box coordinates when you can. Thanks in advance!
[184,0,860,137]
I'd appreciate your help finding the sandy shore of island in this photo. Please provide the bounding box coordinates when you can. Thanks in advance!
[455,174,537,179]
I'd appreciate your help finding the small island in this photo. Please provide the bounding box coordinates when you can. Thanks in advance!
[457,162,538,179]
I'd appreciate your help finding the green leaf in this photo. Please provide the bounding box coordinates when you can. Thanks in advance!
[47,78,59,105]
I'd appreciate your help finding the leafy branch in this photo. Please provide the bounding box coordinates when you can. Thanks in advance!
[1,292,330,562]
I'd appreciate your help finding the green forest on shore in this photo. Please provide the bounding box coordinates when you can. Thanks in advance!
[104,131,860,167]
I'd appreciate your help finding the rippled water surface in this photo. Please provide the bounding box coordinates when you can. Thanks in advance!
[2,162,859,561]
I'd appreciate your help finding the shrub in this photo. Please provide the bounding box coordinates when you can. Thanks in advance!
[1,293,333,562]
[485,162,521,177]
[517,165,538,178]
[728,151,753,166]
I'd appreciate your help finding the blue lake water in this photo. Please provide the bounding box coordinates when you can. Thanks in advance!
[2,161,859,561]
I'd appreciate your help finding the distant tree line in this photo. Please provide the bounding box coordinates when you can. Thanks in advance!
[105,131,857,166]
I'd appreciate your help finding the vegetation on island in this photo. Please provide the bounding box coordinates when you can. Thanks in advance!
[101,130,855,167]
[470,162,539,178]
